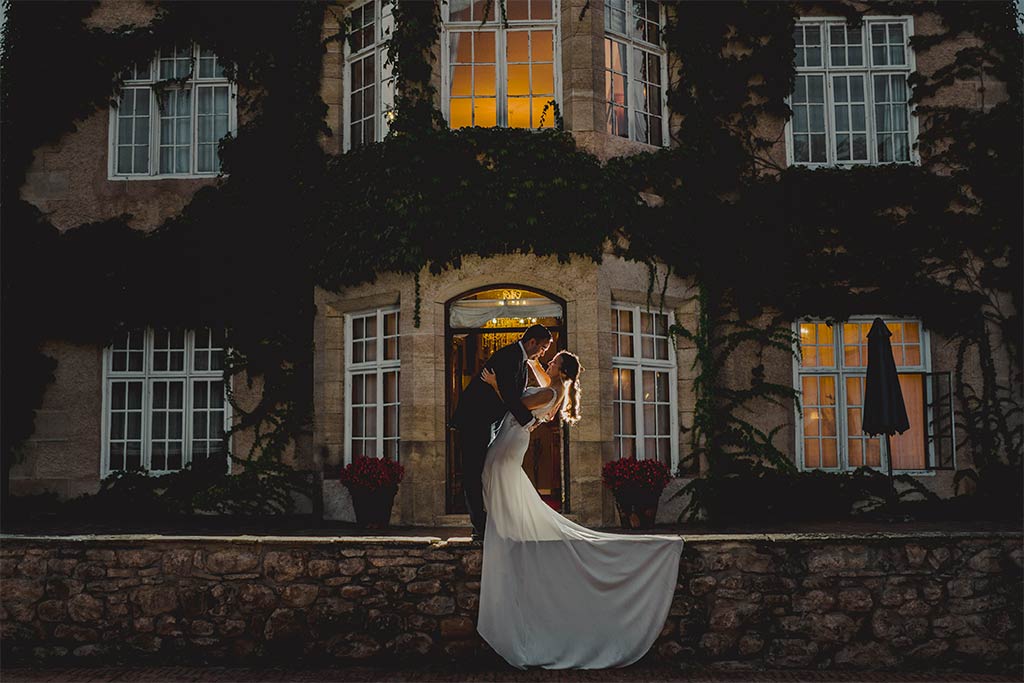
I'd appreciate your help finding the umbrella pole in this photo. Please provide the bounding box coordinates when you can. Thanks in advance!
[885,433,896,509]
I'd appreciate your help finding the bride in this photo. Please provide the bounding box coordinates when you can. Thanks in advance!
[476,350,684,670]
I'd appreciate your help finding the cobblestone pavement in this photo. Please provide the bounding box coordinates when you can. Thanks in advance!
[2,667,1020,682]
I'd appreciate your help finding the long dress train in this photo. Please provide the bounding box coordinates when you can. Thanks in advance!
[477,386,684,669]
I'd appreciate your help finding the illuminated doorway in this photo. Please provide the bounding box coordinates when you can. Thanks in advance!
[446,286,569,514]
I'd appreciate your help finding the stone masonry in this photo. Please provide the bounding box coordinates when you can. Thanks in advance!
[0,532,1020,674]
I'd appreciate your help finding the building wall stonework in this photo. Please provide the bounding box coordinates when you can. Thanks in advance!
[0,532,1020,673]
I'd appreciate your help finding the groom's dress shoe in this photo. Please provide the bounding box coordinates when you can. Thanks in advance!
[471,530,485,543]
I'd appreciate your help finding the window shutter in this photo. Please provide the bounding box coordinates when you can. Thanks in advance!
[924,371,955,470]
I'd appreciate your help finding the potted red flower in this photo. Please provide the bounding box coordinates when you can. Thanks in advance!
[601,456,672,529]
[340,455,405,529]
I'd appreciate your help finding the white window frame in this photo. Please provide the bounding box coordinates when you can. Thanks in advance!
[785,16,919,168]
[440,0,563,129]
[343,306,401,464]
[792,316,943,476]
[343,0,396,151]
[107,44,238,180]
[611,304,679,471]
[603,0,669,147]
[100,328,232,477]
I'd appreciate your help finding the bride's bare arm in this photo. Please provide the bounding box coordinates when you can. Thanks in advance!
[527,359,552,387]
[480,368,505,403]
[482,367,556,411]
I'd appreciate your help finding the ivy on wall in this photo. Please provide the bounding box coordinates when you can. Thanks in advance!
[0,0,1020,520]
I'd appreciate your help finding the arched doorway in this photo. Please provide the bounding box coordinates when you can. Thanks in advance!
[445,285,569,514]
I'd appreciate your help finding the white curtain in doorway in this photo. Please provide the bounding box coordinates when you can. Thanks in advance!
[449,297,562,328]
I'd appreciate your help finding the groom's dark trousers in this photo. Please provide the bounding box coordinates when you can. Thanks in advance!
[450,342,535,536]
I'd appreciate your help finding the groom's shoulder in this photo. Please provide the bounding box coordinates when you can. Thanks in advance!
[486,342,517,366]
[495,342,520,358]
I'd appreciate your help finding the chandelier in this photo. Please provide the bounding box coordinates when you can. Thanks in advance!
[480,314,539,358]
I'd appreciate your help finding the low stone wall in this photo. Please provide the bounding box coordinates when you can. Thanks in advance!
[1,531,1020,674]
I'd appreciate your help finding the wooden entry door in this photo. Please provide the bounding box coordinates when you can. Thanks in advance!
[445,288,567,514]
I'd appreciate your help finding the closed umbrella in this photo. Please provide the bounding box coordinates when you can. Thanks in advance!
[862,317,910,507]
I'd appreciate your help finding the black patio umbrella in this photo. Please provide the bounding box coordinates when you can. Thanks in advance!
[862,317,910,504]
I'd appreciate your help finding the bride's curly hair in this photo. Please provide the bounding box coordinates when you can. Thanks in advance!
[556,351,583,426]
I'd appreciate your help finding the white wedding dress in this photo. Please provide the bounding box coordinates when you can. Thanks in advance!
[477,386,684,669]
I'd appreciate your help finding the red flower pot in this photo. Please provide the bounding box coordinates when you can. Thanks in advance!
[347,484,398,529]
[613,490,661,529]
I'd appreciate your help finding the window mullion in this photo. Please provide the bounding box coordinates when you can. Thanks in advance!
[184,331,194,468]
[625,40,633,140]
[190,75,199,175]
[497,29,507,127]
[865,66,877,164]
[377,368,385,458]
[142,328,153,471]
[377,313,385,457]
[149,86,158,176]
[836,328,848,471]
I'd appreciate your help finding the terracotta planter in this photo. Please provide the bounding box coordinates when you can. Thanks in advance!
[613,490,661,530]
[347,485,398,529]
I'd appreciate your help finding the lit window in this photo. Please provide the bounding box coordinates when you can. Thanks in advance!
[111,45,235,178]
[443,0,558,129]
[611,304,677,469]
[795,318,954,472]
[604,0,666,146]
[345,0,396,149]
[789,18,914,166]
[345,307,400,462]
[103,328,229,475]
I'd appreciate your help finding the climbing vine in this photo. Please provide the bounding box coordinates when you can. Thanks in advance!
[1,0,1020,522]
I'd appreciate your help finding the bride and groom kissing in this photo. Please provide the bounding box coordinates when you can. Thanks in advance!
[450,324,684,670]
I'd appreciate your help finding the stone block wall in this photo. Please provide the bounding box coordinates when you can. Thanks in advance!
[1,531,1020,674]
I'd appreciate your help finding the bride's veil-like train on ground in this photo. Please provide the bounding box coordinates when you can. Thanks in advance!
[477,386,684,670]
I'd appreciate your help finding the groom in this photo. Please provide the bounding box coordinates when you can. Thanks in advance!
[451,324,553,541]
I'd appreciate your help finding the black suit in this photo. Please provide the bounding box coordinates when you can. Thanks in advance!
[451,342,534,534]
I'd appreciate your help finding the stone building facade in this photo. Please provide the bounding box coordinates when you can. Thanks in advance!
[11,1,1016,526]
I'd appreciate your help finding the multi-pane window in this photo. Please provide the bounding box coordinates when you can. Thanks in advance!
[796,318,937,472]
[612,305,677,469]
[345,308,400,462]
[444,0,558,129]
[789,17,914,165]
[103,328,229,475]
[345,0,396,150]
[604,0,666,146]
[111,45,235,177]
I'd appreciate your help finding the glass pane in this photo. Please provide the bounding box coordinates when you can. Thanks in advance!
[507,31,528,63]
[476,65,496,97]
[450,0,471,21]
[804,439,820,468]
[532,30,553,62]
[117,147,132,174]
[194,382,208,409]
[449,98,472,128]
[451,66,472,98]
[508,65,530,96]
[384,371,398,403]
[508,0,528,20]
[531,0,552,20]
[533,64,553,95]
[474,97,497,127]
